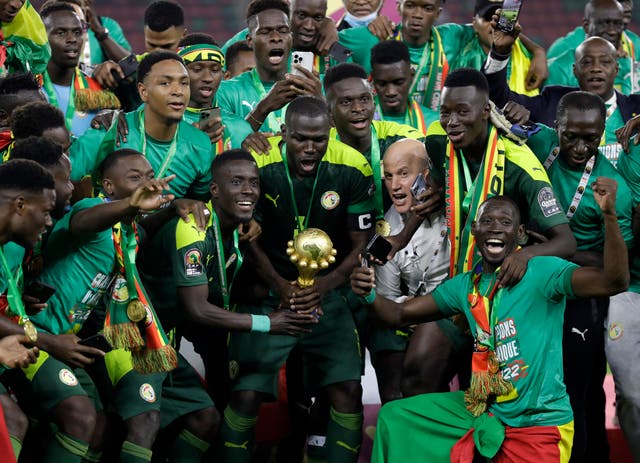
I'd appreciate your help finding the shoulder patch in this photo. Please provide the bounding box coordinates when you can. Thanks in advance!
[538,187,562,218]
[184,248,204,276]
[322,140,373,176]
[251,137,284,169]
[175,217,206,250]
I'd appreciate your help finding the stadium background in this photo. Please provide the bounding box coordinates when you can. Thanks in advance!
[29,0,640,53]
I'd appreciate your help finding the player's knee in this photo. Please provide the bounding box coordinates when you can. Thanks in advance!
[327,380,363,413]
[230,390,263,416]
[185,406,219,441]
[125,411,161,448]
[54,395,97,439]
[0,394,28,438]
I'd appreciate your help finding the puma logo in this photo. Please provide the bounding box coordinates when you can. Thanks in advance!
[336,441,361,454]
[265,193,280,208]
[532,167,543,172]
[241,101,255,112]
[571,327,588,341]
[224,440,249,450]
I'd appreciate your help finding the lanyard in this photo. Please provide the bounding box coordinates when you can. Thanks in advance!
[544,147,595,220]
[0,245,28,323]
[42,70,77,132]
[281,143,323,235]
[459,152,475,216]
[469,264,501,350]
[250,69,283,133]
[210,209,242,309]
[138,109,179,178]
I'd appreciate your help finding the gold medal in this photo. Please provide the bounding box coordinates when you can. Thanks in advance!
[22,319,38,343]
[127,300,146,323]
[375,219,391,237]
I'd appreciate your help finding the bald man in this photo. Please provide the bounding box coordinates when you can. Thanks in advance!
[367,138,452,404]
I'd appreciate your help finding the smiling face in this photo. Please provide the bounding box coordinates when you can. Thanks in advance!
[383,139,430,214]
[186,60,223,108]
[585,2,625,49]
[283,112,330,177]
[12,188,55,249]
[102,154,155,200]
[138,59,190,124]
[248,9,292,79]
[371,60,413,116]
[439,85,490,150]
[398,0,442,46]
[573,38,618,100]
[557,107,604,170]
[471,198,524,272]
[343,0,382,17]
[291,0,327,51]
[327,77,374,145]
[45,10,84,70]
[211,159,260,224]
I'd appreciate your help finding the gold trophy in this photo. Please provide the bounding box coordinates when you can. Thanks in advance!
[286,228,337,287]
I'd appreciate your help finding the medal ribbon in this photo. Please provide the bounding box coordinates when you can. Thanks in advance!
[544,147,595,220]
[210,207,242,310]
[137,109,179,178]
[281,143,323,235]
[445,126,504,277]
[250,68,284,133]
[42,69,77,131]
[373,99,427,135]
[0,245,28,324]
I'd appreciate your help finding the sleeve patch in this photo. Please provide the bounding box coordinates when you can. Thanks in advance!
[184,248,204,277]
[538,187,562,218]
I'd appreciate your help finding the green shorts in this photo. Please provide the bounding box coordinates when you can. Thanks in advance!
[91,349,213,427]
[5,351,101,417]
[228,287,362,399]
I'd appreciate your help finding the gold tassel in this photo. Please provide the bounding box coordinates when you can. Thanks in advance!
[75,88,121,111]
[103,322,144,350]
[131,344,178,374]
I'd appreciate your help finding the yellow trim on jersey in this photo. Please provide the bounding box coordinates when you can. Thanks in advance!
[426,120,446,136]
[371,120,424,141]
[322,139,373,177]
[175,202,214,250]
[557,421,575,463]
[104,348,134,386]
[251,136,284,169]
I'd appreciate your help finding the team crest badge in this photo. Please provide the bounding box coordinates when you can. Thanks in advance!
[112,276,129,302]
[321,191,340,210]
[59,369,78,386]
[609,322,623,340]
[185,248,203,276]
[139,383,157,403]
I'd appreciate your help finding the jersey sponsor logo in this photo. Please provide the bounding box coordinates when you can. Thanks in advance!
[139,383,157,403]
[184,248,204,277]
[265,193,280,208]
[320,191,340,210]
[537,187,561,217]
[59,368,78,386]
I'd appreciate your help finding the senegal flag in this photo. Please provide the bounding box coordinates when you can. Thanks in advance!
[1,0,51,75]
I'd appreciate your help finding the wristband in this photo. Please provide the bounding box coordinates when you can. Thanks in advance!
[361,288,377,305]
[247,113,264,127]
[95,28,109,42]
[484,51,510,74]
[251,314,271,333]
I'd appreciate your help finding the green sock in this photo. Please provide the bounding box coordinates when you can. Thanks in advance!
[167,429,210,463]
[121,440,152,463]
[9,435,21,459]
[81,448,103,463]
[326,407,363,463]
[42,431,89,463]
[215,406,257,463]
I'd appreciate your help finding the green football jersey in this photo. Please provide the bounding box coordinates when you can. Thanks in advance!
[432,256,577,427]
[0,242,25,317]
[526,124,634,250]
[140,203,243,331]
[253,137,375,280]
[30,197,116,335]
[70,107,215,200]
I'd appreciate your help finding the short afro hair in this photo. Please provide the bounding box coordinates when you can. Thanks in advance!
[211,148,257,181]
[137,51,185,84]
[11,102,65,140]
[40,1,77,21]
[98,148,145,179]
[178,32,218,48]
[557,91,606,125]
[285,95,329,126]
[10,136,65,168]
[0,159,55,193]
[371,40,411,67]
[443,67,489,95]
[323,63,368,94]
[144,1,185,31]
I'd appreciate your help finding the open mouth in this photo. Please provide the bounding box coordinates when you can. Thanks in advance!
[299,158,317,173]
[391,192,410,207]
[484,238,505,255]
[168,101,185,111]
[268,49,285,65]
[236,200,254,212]
[198,86,213,98]
[350,118,369,130]
[447,130,465,144]
[64,49,80,59]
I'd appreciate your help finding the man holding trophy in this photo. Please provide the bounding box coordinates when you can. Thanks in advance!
[216,96,375,463]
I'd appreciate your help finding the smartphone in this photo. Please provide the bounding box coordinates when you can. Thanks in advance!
[410,174,428,203]
[291,51,314,76]
[328,42,352,64]
[24,281,56,303]
[199,107,221,127]
[78,333,113,354]
[496,0,523,33]
[364,234,393,264]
